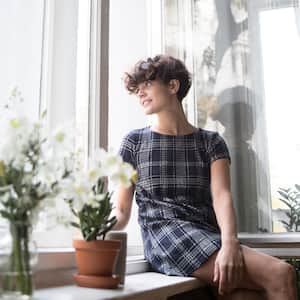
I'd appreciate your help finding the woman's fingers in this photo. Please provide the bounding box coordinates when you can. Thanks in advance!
[233,252,244,288]
[218,264,228,295]
[239,254,245,283]
[213,260,219,284]
[213,248,245,295]
[220,264,239,294]
[227,265,234,289]
[230,260,244,291]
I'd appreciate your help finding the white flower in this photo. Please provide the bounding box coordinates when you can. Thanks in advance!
[87,167,102,182]
[110,161,137,188]
[86,193,106,209]
[91,148,123,177]
[0,88,78,223]
[50,123,76,157]
[61,174,93,212]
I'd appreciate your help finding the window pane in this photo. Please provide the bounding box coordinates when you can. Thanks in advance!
[0,0,44,230]
[260,7,300,232]
[162,0,300,234]
[35,0,90,248]
[109,0,150,249]
[0,0,44,118]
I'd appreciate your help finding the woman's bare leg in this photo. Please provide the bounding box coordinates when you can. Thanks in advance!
[192,245,297,300]
[211,288,266,300]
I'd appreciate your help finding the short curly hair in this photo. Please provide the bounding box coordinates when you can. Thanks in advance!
[123,55,192,102]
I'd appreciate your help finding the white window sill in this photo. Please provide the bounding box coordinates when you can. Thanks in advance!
[35,233,300,271]
[34,272,207,300]
[239,232,300,257]
[31,232,300,289]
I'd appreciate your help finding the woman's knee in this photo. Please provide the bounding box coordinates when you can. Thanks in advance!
[266,260,296,291]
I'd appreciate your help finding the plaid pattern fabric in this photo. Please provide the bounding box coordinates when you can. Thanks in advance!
[118,126,230,276]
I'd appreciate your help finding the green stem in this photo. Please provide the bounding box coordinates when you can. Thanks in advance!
[12,223,25,292]
[3,222,33,297]
[23,227,32,295]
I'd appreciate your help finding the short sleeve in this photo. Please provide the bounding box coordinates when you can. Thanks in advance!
[208,132,231,164]
[118,132,136,168]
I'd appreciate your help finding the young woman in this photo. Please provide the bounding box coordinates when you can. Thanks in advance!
[113,54,297,299]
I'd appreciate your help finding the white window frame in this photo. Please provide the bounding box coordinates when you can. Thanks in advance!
[248,0,300,234]
[34,0,146,280]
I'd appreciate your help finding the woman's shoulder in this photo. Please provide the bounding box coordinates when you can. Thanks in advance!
[122,126,150,143]
[198,128,221,140]
[197,128,228,151]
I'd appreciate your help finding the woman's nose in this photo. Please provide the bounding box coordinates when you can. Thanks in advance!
[137,87,146,98]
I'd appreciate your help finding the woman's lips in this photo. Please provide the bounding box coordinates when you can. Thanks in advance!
[143,99,152,107]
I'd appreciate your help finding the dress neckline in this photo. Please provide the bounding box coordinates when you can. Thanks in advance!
[147,126,200,137]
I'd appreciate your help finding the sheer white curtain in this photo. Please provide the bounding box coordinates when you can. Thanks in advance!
[162,0,300,233]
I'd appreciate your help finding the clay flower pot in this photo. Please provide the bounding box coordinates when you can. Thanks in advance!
[73,239,121,288]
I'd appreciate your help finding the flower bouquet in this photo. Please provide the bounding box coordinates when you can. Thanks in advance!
[0,88,73,299]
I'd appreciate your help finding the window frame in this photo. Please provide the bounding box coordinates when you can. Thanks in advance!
[248,0,300,234]
[35,0,146,274]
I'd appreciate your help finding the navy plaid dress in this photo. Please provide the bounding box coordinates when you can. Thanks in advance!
[118,126,231,276]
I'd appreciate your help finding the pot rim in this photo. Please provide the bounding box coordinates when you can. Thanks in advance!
[73,239,121,251]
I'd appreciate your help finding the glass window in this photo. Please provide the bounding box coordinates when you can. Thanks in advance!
[108,0,151,250]
[161,0,300,234]
[0,0,91,248]
[0,0,44,119]
[35,0,90,248]
[0,0,44,230]
[260,7,300,232]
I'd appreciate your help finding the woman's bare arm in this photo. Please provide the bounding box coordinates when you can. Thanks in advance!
[211,158,237,242]
[112,184,135,230]
[210,158,244,295]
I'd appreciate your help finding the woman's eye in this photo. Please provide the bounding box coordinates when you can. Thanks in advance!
[145,80,152,86]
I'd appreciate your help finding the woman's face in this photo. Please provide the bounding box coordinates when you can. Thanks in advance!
[135,80,175,115]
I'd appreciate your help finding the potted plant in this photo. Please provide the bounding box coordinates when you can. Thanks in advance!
[62,148,137,289]
[277,185,300,294]
[277,185,300,232]
[0,88,73,299]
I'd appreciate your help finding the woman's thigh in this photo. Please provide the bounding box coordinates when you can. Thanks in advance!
[211,287,266,300]
[192,245,283,291]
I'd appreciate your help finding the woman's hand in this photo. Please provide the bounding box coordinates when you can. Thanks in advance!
[213,238,244,295]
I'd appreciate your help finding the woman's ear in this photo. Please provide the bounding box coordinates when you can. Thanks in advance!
[168,79,180,95]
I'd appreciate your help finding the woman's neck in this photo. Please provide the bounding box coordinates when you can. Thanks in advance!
[151,109,197,136]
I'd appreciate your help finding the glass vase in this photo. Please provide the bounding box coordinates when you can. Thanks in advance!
[0,222,38,300]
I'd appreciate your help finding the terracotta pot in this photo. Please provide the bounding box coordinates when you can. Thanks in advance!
[73,239,121,276]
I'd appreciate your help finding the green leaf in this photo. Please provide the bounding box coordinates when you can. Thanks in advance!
[70,222,80,228]
[278,190,289,200]
[278,198,294,209]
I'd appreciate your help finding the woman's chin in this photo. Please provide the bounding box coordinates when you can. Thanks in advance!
[143,108,155,115]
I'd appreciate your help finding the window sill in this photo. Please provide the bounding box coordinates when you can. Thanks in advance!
[238,232,300,257]
[34,255,149,289]
[14,232,300,289]
[35,233,300,270]
[35,272,207,300]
